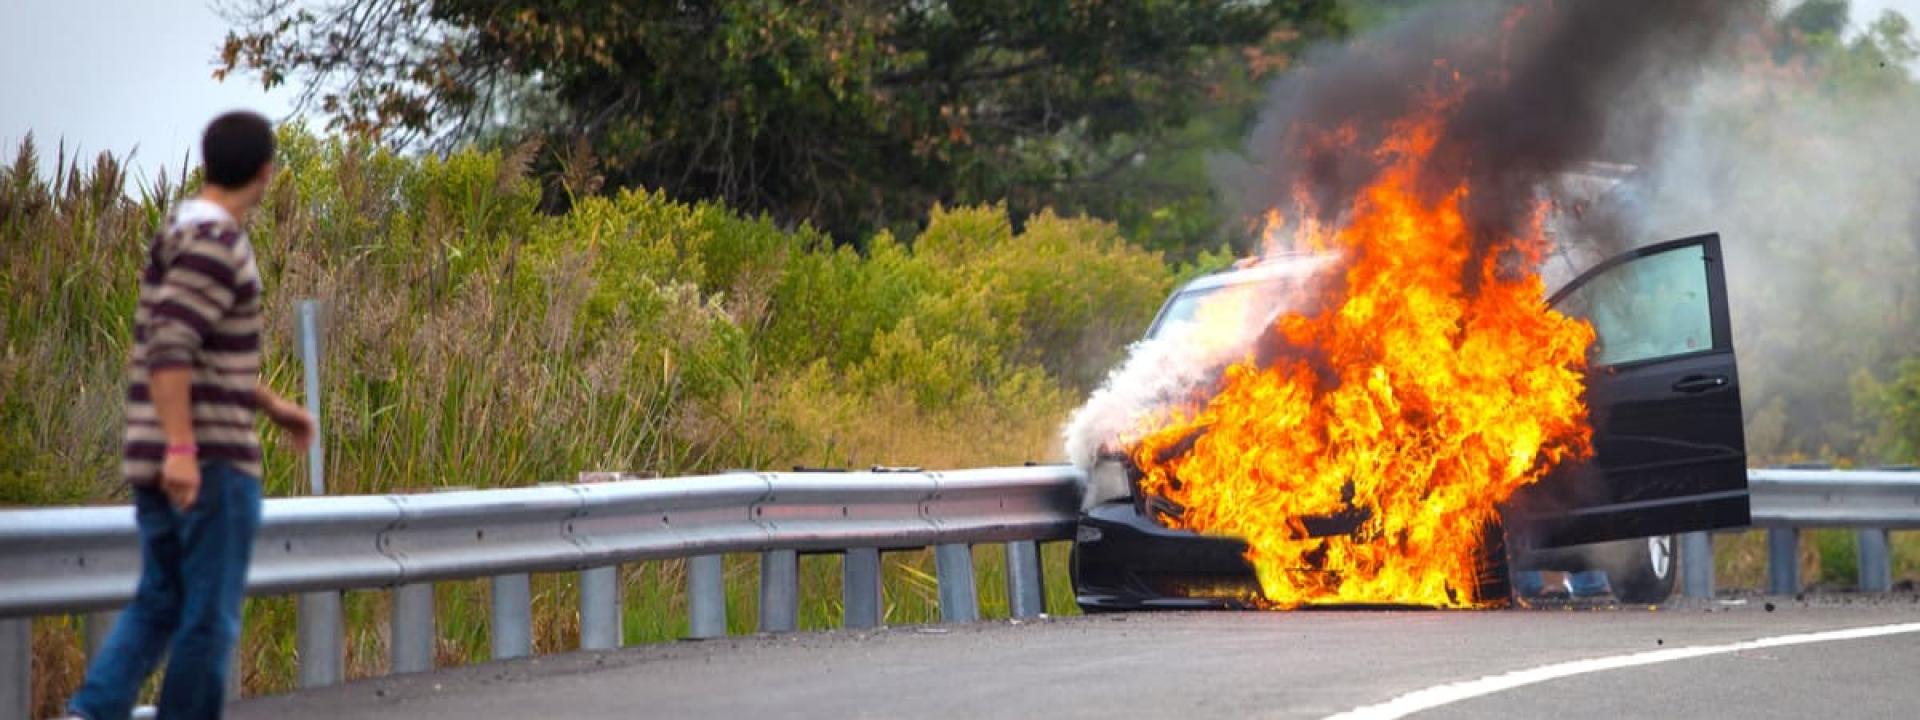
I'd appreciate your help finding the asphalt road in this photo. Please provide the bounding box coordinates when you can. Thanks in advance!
[233,596,1920,719]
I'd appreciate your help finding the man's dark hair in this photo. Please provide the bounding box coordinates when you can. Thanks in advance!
[201,111,275,189]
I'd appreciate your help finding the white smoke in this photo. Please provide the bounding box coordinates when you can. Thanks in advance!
[1597,23,1920,461]
[1061,333,1237,470]
[1061,256,1332,469]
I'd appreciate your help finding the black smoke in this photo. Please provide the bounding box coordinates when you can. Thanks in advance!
[1231,0,1756,270]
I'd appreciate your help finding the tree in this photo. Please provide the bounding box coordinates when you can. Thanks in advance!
[1723,0,1920,463]
[218,0,1342,242]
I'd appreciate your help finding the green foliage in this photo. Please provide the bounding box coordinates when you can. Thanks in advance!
[1809,529,1860,587]
[1715,1,1920,464]
[6,132,1166,712]
[217,0,1344,246]
[1853,358,1920,464]
[1784,0,1850,37]
[0,130,1176,500]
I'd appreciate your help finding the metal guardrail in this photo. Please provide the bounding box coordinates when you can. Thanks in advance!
[1680,468,1920,599]
[1748,468,1920,529]
[0,466,1083,718]
[5,465,1918,716]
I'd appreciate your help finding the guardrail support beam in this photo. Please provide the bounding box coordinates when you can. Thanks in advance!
[491,574,533,660]
[843,548,883,629]
[86,610,119,659]
[934,543,979,623]
[1681,532,1714,598]
[391,582,436,673]
[1767,528,1800,595]
[580,566,622,650]
[297,590,343,688]
[3,618,27,720]
[1005,540,1046,618]
[228,614,245,701]
[688,555,727,639]
[759,550,800,633]
[1857,528,1893,592]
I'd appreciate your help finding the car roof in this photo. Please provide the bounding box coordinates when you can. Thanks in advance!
[1176,252,1337,294]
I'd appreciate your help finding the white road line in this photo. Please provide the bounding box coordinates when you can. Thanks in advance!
[1324,621,1920,720]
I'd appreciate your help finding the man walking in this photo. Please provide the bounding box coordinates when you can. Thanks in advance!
[66,111,313,720]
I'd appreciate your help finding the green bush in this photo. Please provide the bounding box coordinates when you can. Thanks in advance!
[1,131,1178,502]
[1853,358,1920,465]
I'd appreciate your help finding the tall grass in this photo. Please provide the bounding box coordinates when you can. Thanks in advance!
[3,132,1169,715]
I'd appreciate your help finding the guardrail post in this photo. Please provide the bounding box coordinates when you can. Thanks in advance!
[1857,528,1893,592]
[688,555,727,639]
[228,616,245,701]
[2,618,27,720]
[1005,540,1045,618]
[86,609,119,658]
[934,543,979,623]
[492,573,533,659]
[1681,532,1714,598]
[580,565,622,649]
[758,550,799,633]
[1767,528,1800,595]
[391,582,436,673]
[843,548,883,629]
[297,590,343,688]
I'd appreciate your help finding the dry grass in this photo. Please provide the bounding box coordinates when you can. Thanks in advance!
[4,135,1131,716]
[1713,529,1920,592]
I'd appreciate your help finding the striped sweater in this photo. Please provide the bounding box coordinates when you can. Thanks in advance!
[123,198,265,485]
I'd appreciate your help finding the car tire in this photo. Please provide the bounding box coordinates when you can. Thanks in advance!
[1602,534,1677,605]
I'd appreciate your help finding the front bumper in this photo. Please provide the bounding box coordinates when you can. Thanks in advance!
[1070,501,1261,610]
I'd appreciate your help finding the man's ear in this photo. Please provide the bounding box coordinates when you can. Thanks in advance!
[250,161,276,193]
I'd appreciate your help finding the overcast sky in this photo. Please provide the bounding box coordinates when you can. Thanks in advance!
[2,0,1917,183]
[0,1,294,181]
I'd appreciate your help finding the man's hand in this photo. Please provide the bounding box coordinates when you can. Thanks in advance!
[162,452,201,509]
[257,386,316,451]
[151,366,200,509]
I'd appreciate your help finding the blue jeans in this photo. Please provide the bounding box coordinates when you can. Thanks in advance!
[70,461,262,720]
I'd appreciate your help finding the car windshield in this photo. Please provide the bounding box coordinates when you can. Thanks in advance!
[1147,279,1284,341]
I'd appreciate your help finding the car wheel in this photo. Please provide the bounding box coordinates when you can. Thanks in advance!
[1604,534,1677,604]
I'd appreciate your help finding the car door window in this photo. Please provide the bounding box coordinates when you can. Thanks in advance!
[1553,244,1715,367]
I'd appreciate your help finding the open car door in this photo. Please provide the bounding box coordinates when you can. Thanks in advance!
[1505,233,1749,548]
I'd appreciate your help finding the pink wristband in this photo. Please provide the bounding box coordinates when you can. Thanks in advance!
[165,443,198,457]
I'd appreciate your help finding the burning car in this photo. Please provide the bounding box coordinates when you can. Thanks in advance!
[1063,0,1761,612]
[1071,232,1748,610]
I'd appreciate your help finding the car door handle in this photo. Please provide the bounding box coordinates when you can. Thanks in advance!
[1672,375,1728,393]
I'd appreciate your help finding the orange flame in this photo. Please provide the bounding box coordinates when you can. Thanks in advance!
[1130,81,1595,609]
